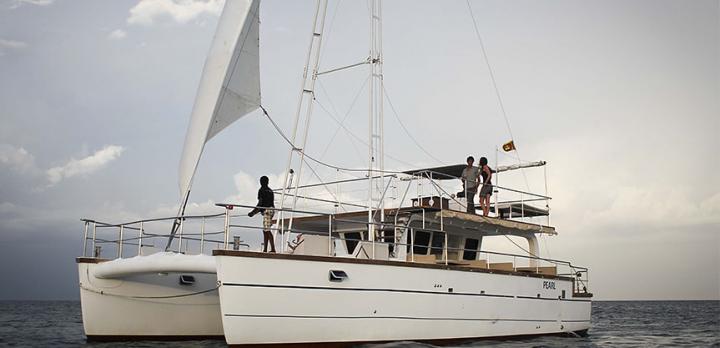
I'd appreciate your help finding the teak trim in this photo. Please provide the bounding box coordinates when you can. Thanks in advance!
[213,250,576,283]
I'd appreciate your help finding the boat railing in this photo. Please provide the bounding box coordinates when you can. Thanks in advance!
[409,169,551,220]
[217,203,590,294]
[79,212,228,259]
[79,201,589,293]
[269,170,551,222]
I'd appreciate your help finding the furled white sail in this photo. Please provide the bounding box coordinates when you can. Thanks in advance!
[178,0,261,197]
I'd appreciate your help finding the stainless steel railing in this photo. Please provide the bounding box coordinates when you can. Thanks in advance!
[80,213,226,258]
[215,202,589,293]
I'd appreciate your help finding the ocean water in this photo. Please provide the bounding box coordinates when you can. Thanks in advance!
[0,301,717,347]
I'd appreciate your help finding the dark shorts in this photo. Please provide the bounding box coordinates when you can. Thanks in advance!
[480,184,492,196]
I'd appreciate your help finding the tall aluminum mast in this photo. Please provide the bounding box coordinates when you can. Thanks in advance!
[279,0,329,251]
[368,0,384,252]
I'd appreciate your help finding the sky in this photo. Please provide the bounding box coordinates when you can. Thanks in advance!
[0,0,718,301]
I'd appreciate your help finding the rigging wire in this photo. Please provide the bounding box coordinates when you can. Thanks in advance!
[317,0,343,65]
[383,84,447,165]
[464,0,531,192]
[314,96,416,168]
[299,158,349,213]
[465,1,560,263]
[502,234,533,256]
[317,76,370,159]
[316,80,370,163]
[259,105,405,174]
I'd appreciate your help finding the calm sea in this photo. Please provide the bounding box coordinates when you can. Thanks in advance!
[0,301,717,347]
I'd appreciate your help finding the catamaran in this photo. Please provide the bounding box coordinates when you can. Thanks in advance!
[76,0,592,344]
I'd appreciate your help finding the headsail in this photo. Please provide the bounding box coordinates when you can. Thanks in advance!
[178,0,261,199]
[168,0,260,251]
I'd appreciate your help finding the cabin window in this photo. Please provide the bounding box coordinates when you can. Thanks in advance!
[409,230,431,255]
[447,235,462,260]
[430,232,445,257]
[382,229,396,256]
[463,238,479,260]
[344,232,362,254]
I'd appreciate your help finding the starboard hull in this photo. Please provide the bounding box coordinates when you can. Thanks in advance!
[215,252,591,345]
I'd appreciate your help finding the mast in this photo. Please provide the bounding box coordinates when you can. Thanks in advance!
[279,0,329,251]
[368,0,384,250]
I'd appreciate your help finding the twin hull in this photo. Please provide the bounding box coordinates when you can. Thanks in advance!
[216,253,591,345]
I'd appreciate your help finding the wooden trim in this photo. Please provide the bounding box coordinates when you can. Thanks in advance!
[213,250,574,282]
[76,257,109,264]
[516,266,557,276]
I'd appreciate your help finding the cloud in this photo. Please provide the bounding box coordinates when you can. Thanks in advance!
[0,38,28,56]
[127,0,224,25]
[7,0,54,9]
[108,29,127,40]
[0,202,17,214]
[0,39,27,49]
[584,187,720,228]
[0,144,36,173]
[46,145,124,186]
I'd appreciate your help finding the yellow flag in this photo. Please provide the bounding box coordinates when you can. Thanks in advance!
[502,140,516,152]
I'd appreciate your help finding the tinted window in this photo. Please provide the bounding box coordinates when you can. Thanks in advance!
[344,232,362,254]
[409,230,431,255]
[430,232,445,256]
[463,238,479,260]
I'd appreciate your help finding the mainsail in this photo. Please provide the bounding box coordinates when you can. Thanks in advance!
[178,0,261,199]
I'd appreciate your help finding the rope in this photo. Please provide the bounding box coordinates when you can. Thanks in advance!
[299,158,349,213]
[383,84,446,165]
[317,76,369,160]
[314,97,416,168]
[317,0,343,66]
[259,105,405,174]
[80,283,219,300]
[464,0,531,192]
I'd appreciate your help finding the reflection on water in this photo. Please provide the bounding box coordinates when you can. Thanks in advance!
[0,301,718,347]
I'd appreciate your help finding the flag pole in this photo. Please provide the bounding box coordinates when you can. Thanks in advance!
[494,146,498,218]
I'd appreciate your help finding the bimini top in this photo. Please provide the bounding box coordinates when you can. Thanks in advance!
[403,161,548,180]
[403,164,466,180]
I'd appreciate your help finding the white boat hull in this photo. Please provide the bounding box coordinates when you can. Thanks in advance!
[216,251,591,345]
[77,258,223,340]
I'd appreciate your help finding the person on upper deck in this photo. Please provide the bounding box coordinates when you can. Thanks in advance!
[461,156,479,214]
[248,175,276,253]
[478,157,493,217]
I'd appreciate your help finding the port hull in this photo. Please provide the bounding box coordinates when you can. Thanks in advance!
[77,259,223,340]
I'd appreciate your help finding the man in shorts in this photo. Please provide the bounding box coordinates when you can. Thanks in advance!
[461,156,479,214]
[248,176,276,252]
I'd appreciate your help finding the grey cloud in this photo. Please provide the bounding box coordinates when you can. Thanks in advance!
[0,38,27,56]
[46,145,125,186]
[6,0,54,10]
[107,29,127,40]
[0,144,37,173]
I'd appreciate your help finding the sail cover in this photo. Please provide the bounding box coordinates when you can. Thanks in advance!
[178,0,261,197]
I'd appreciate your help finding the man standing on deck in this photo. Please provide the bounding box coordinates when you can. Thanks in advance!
[248,176,276,253]
[461,156,480,214]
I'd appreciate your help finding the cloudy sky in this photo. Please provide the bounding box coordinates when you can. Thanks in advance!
[0,0,717,301]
